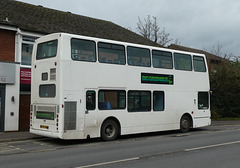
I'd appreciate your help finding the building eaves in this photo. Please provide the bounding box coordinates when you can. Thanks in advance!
[168,44,224,61]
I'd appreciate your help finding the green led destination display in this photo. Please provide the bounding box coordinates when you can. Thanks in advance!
[141,73,174,85]
[36,111,55,120]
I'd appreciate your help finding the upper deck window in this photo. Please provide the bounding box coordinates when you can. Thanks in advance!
[152,50,173,69]
[193,56,206,72]
[98,42,126,65]
[71,38,96,62]
[174,53,192,71]
[37,40,58,60]
[127,46,151,67]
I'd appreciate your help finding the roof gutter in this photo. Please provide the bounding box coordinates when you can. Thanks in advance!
[0,24,18,32]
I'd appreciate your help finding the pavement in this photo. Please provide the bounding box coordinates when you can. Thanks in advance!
[0,131,43,143]
[0,120,240,143]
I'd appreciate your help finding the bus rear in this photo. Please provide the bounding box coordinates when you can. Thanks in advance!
[30,33,62,138]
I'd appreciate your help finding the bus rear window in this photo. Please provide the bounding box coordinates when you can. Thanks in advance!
[39,84,56,98]
[37,40,58,60]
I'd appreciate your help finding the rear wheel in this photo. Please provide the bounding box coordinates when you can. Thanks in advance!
[101,119,119,141]
[180,115,191,133]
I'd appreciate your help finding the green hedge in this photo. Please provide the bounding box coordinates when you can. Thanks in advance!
[210,60,240,118]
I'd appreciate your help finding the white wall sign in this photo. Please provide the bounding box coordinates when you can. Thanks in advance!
[0,62,16,84]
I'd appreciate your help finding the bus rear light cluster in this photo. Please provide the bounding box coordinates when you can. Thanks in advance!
[30,111,33,127]
[56,107,59,131]
[56,116,59,130]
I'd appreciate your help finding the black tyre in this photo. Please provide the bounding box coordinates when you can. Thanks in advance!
[180,115,191,133]
[101,119,119,141]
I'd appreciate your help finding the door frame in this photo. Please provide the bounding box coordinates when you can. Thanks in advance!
[0,84,6,132]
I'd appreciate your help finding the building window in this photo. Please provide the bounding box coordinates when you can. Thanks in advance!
[21,43,33,66]
[21,36,37,66]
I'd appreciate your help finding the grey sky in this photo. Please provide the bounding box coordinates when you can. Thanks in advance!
[17,0,240,56]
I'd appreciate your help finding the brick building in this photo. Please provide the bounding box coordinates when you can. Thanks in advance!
[0,0,159,132]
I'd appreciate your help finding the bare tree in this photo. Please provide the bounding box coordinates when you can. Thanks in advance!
[137,15,173,46]
[137,15,152,40]
[158,27,172,46]
[174,38,181,45]
[208,42,234,60]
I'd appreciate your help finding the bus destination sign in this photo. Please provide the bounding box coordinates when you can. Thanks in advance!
[141,73,174,85]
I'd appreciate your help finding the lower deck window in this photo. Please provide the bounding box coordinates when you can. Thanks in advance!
[128,91,151,112]
[98,90,126,110]
[39,84,56,98]
[198,92,209,109]
[86,91,96,110]
[153,91,164,111]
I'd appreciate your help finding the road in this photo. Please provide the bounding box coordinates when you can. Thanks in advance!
[0,124,240,168]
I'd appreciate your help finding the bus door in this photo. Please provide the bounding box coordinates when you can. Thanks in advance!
[84,90,98,128]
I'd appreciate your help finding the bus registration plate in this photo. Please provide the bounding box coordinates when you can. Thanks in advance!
[40,125,49,129]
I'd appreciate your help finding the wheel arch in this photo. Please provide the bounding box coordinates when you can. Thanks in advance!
[180,113,193,128]
[101,116,121,136]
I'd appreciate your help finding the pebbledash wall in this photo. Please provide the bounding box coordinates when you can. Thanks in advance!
[0,27,43,132]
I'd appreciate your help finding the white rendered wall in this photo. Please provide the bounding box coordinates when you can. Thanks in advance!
[4,64,20,131]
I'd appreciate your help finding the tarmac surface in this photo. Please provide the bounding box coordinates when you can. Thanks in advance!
[0,120,240,143]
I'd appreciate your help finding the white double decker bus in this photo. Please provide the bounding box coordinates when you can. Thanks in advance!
[30,33,211,141]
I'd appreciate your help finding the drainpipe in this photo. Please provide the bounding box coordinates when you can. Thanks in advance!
[15,28,22,63]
